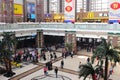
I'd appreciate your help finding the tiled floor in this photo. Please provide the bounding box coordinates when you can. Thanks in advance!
[0,49,120,80]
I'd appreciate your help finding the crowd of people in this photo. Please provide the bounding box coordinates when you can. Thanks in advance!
[11,47,59,64]
[12,48,39,63]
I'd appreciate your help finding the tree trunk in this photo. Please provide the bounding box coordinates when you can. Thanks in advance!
[4,58,9,72]
[4,58,15,77]
[104,57,108,80]
[8,59,12,72]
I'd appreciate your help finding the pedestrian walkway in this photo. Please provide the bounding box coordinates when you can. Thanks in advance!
[0,48,120,80]
[31,74,72,80]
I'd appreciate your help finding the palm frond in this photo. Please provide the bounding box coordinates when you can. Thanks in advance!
[108,49,120,62]
[79,63,95,79]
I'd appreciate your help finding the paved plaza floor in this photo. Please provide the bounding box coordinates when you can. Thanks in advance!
[0,49,120,80]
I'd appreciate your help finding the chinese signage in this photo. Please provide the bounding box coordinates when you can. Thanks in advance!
[64,0,75,22]
[109,0,120,22]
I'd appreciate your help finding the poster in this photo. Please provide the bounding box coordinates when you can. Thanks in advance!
[14,4,23,15]
[27,3,36,21]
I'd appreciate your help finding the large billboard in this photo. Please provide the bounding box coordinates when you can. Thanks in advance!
[27,3,36,21]
[109,0,120,23]
[14,4,23,15]
[64,0,75,22]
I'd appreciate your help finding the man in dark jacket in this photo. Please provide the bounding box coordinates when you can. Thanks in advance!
[54,67,58,78]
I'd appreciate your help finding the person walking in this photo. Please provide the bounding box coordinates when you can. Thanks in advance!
[54,67,58,78]
[71,51,74,58]
[53,52,57,60]
[109,65,113,77]
[87,57,90,63]
[61,60,64,69]
[79,61,81,68]
[50,53,53,60]
[43,66,48,76]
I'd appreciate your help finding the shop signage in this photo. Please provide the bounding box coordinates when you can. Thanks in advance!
[54,14,61,19]
[87,12,94,19]
[99,13,108,17]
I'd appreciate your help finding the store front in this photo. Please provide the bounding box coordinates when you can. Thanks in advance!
[77,37,101,52]
[78,11,108,23]
[16,36,36,49]
[44,35,64,47]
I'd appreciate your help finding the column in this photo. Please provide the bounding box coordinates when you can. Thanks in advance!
[108,35,118,47]
[36,30,44,48]
[65,31,77,54]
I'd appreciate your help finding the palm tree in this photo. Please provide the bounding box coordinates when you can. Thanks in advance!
[65,43,72,52]
[92,38,120,80]
[79,63,97,80]
[0,32,16,77]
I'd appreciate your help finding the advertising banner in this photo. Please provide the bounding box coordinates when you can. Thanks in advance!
[109,0,120,23]
[27,3,36,21]
[14,4,23,15]
[14,0,23,15]
[64,0,75,22]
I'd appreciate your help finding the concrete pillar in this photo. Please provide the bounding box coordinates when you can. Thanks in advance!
[36,30,44,48]
[108,35,118,47]
[65,31,77,54]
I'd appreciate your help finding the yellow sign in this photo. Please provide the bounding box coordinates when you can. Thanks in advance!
[54,14,61,19]
[14,4,23,15]
[87,12,94,19]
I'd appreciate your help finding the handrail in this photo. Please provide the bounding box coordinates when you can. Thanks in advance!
[0,23,119,33]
